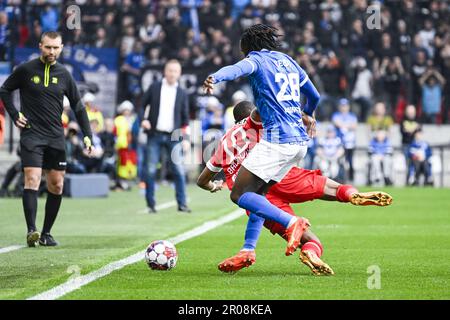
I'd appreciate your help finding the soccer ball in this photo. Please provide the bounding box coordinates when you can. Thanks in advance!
[144,240,178,270]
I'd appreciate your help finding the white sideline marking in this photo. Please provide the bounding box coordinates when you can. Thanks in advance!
[1,201,180,254]
[27,209,244,300]
[136,201,177,214]
[0,245,26,254]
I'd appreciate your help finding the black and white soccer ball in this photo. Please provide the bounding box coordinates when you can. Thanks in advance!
[144,240,178,270]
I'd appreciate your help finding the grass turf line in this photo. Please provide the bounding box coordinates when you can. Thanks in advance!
[61,187,450,300]
[0,185,235,300]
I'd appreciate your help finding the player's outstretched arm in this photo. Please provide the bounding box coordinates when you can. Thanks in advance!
[203,59,256,94]
[197,167,224,193]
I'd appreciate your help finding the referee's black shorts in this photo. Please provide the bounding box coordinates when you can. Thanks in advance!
[20,135,67,171]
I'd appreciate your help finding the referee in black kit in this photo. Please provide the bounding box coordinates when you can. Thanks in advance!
[0,31,93,247]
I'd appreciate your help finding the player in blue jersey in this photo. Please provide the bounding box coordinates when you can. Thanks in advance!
[203,24,321,258]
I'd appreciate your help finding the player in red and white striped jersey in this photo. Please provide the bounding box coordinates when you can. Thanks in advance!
[197,101,392,275]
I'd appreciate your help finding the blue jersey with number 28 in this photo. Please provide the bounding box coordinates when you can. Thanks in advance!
[211,49,311,144]
[247,50,310,143]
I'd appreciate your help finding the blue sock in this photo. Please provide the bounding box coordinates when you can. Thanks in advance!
[237,192,294,228]
[242,212,264,251]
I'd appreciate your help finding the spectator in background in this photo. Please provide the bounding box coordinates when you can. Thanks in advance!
[410,50,428,105]
[79,119,105,173]
[135,0,154,26]
[0,11,9,61]
[120,24,136,58]
[410,34,428,66]
[103,12,119,47]
[164,10,187,58]
[378,56,405,116]
[224,90,247,130]
[25,21,42,48]
[65,122,86,174]
[119,0,137,22]
[368,129,393,186]
[83,92,104,133]
[40,4,59,33]
[146,46,166,67]
[350,56,373,121]
[408,129,433,186]
[83,0,105,36]
[367,102,394,132]
[231,0,251,21]
[375,33,398,63]
[99,118,122,190]
[419,67,446,123]
[139,13,163,52]
[114,100,137,189]
[400,104,421,185]
[121,41,146,103]
[0,147,21,197]
[332,98,357,182]
[347,18,367,56]
[98,118,116,168]
[92,27,110,48]
[440,43,450,123]
[320,0,342,25]
[314,125,345,183]
[418,19,436,58]
[395,20,412,63]
[317,7,339,50]
[317,50,346,120]
[202,96,224,132]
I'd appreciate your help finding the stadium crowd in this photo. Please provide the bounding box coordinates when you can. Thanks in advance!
[1,0,449,195]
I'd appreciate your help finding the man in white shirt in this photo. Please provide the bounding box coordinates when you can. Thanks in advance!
[141,60,191,213]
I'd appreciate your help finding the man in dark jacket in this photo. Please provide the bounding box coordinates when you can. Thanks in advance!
[141,59,191,213]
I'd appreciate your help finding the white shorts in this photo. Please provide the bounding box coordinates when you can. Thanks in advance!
[242,139,308,183]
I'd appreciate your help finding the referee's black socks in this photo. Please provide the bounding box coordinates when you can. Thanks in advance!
[22,189,38,233]
[42,192,62,235]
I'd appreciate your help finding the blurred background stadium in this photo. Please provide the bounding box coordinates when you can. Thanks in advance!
[1,0,450,198]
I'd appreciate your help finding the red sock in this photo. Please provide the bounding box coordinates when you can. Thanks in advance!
[336,185,358,202]
[302,240,323,257]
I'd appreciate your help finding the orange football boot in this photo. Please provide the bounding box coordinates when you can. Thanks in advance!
[285,217,310,256]
[218,250,256,273]
[350,191,393,206]
[299,250,335,276]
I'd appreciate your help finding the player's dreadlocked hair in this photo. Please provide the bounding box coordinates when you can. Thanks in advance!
[240,24,282,56]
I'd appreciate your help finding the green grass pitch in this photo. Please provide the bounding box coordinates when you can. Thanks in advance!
[1,186,449,300]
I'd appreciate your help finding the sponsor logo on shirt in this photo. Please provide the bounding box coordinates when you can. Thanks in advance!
[31,75,40,84]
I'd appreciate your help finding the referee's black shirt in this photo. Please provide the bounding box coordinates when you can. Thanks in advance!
[0,58,92,150]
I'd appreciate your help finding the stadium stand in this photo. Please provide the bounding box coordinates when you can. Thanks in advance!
[0,0,449,191]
